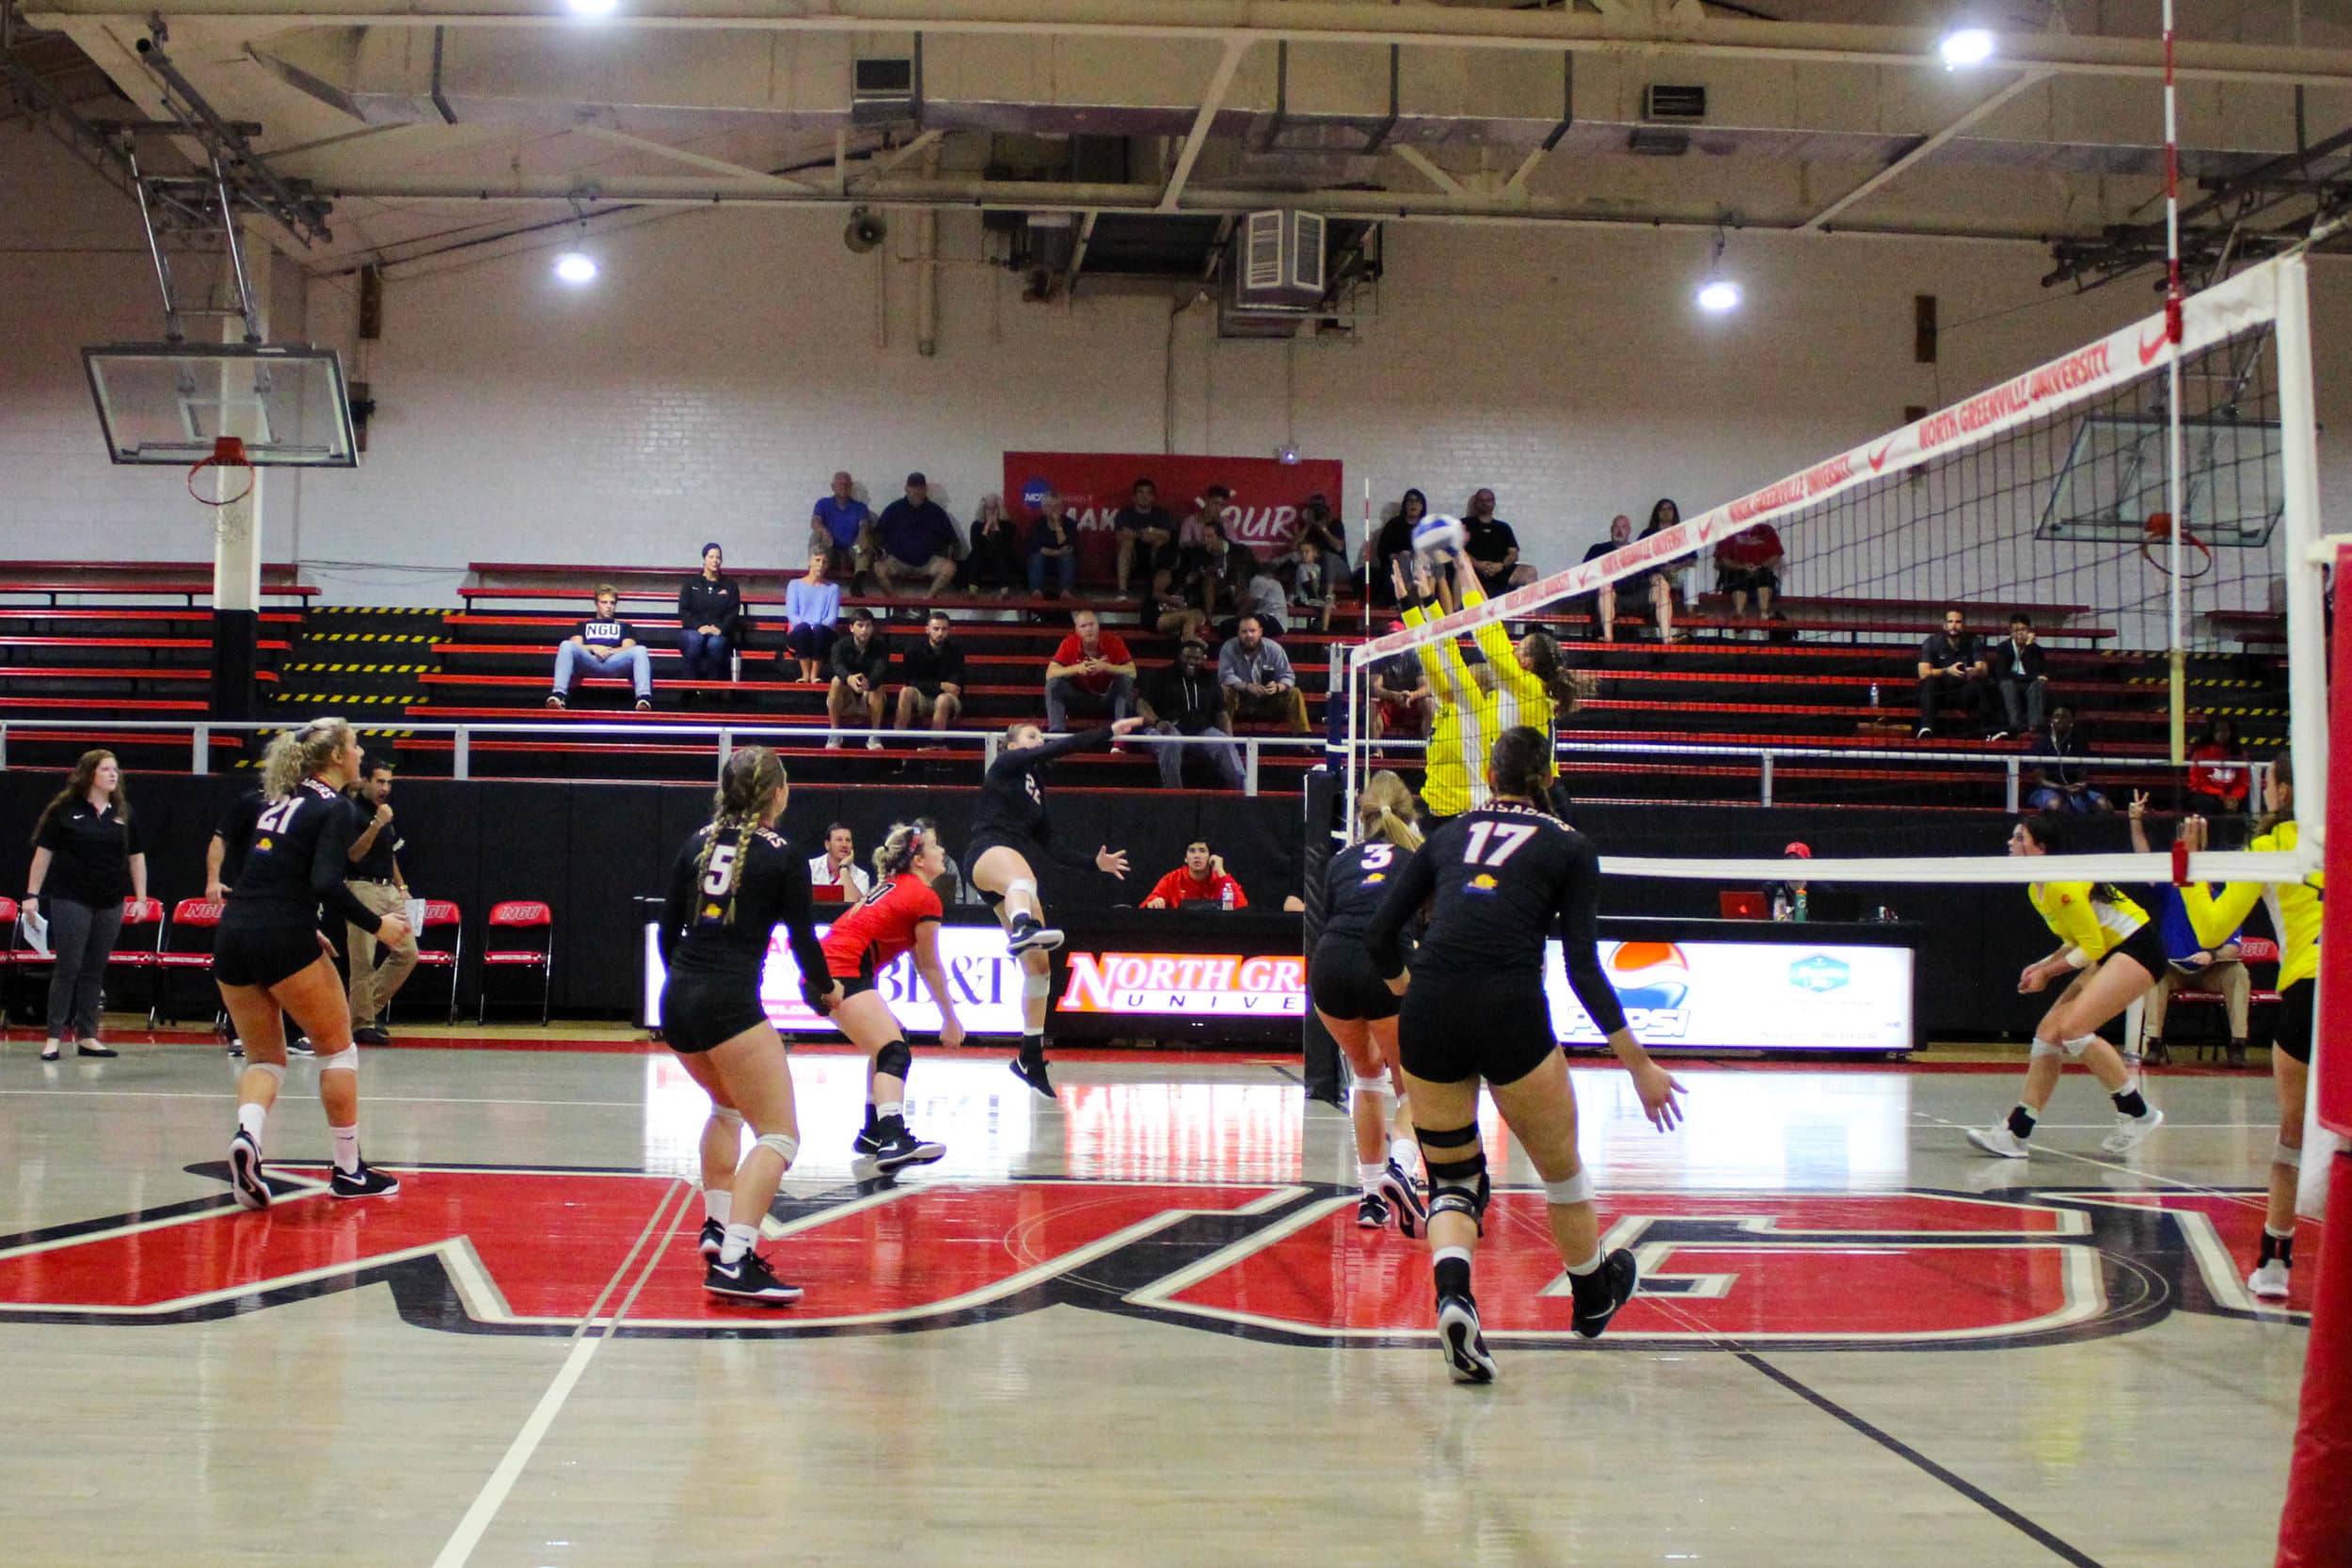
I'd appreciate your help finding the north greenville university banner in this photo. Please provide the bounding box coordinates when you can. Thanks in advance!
[1002,452,1346,588]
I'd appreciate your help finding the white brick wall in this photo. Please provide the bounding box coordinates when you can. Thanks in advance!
[5,130,2344,629]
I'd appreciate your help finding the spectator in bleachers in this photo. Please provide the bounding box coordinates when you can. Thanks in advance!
[809,823,872,899]
[1371,635,1433,739]
[1168,487,1232,612]
[1991,613,2048,740]
[1045,609,1137,732]
[1026,490,1080,600]
[811,470,870,581]
[1113,477,1175,599]
[1190,514,1254,628]
[1141,841,1248,909]
[1367,488,1429,607]
[1289,537,1336,633]
[1463,489,1537,598]
[676,543,743,687]
[1583,515,1633,641]
[1219,613,1309,732]
[1637,498,1687,642]
[1713,520,1784,638]
[871,473,959,600]
[1229,553,1289,641]
[2186,715,2250,821]
[780,547,841,683]
[25,748,146,1060]
[1915,607,1990,739]
[1273,493,1344,591]
[966,494,1025,597]
[548,585,651,711]
[827,608,890,750]
[2026,705,2112,813]
[1139,636,1244,791]
[894,610,966,738]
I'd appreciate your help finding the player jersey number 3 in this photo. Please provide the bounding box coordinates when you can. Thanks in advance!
[1462,822,1535,867]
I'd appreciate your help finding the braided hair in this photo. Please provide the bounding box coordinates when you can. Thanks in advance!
[694,746,787,920]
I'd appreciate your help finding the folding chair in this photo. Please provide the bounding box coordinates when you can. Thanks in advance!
[156,897,225,1026]
[479,901,554,1025]
[0,897,19,1027]
[404,900,464,1026]
[109,897,167,1027]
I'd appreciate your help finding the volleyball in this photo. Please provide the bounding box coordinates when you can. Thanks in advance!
[1412,513,1467,558]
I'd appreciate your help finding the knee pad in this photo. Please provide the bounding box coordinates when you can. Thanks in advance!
[2275,1140,2303,1169]
[873,1038,913,1082]
[710,1107,744,1131]
[246,1061,285,1088]
[1415,1123,1491,1232]
[1348,1067,1392,1099]
[2063,1034,2099,1058]
[1543,1167,1595,1205]
[1024,970,1052,1002]
[755,1131,799,1166]
[2029,1037,2067,1061]
[316,1047,358,1075]
[1005,878,1038,902]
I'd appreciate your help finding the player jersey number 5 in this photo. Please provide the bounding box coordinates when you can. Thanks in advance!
[701,843,738,895]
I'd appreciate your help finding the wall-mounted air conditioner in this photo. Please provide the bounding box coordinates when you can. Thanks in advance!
[1232,210,1327,313]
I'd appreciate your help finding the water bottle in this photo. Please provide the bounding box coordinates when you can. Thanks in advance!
[1221,879,1235,911]
[1869,682,1881,707]
[1772,891,1790,923]
[730,650,743,682]
[1794,887,1809,923]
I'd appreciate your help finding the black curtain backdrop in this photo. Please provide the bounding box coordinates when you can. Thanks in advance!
[0,768,2151,1037]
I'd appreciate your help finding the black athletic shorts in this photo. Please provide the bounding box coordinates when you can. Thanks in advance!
[2106,919,2170,984]
[829,971,879,1001]
[214,926,327,990]
[2275,978,2313,1066]
[1309,939,1400,1022]
[661,970,770,1054]
[1398,967,1557,1087]
[964,834,1042,909]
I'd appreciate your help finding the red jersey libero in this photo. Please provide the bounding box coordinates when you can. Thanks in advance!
[820,875,946,978]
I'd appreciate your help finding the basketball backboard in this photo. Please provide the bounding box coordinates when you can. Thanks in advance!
[83,342,358,467]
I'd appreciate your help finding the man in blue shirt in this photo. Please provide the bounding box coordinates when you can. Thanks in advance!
[2129,793,2250,1067]
[810,470,871,580]
[872,471,960,598]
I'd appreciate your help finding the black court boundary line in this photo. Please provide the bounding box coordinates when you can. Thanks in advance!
[1735,1351,2105,1568]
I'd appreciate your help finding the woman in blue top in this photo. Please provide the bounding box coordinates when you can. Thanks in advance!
[779,546,843,683]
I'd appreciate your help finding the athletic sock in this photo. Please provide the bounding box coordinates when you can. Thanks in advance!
[704,1189,731,1226]
[236,1101,267,1141]
[2111,1087,2150,1118]
[330,1123,361,1175]
[1359,1161,1388,1194]
[1565,1247,1611,1310]
[875,1101,904,1124]
[1432,1245,1472,1302]
[1390,1136,1418,1171]
[720,1222,756,1266]
[1019,1033,1045,1067]
[2260,1227,2295,1267]
[874,1112,907,1139]
[2007,1103,2039,1140]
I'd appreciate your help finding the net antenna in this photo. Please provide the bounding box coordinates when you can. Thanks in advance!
[2160,0,2188,767]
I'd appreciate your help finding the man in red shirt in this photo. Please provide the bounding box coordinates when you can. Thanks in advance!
[1043,608,1137,731]
[1712,521,1785,638]
[1141,840,1249,909]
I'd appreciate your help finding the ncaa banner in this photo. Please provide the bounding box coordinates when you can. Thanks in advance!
[1002,451,1346,586]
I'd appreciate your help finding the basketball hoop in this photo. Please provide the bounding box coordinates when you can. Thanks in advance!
[187,436,255,507]
[2137,510,2214,579]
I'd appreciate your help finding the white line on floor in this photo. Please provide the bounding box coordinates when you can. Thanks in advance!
[1915,1110,2272,1211]
[429,1179,691,1568]
[0,1087,647,1109]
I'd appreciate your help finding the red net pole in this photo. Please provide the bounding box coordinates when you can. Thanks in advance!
[2274,547,2349,1567]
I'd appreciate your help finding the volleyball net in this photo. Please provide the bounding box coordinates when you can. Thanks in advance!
[1337,249,2328,890]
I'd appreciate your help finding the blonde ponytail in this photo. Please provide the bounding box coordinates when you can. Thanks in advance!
[262,717,354,801]
[1354,769,1423,851]
[871,817,937,881]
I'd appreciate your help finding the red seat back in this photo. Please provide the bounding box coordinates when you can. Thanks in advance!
[2237,935,2280,965]
[488,900,551,928]
[421,899,463,927]
[120,897,165,924]
[171,897,224,927]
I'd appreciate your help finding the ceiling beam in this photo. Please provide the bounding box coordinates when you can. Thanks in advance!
[1157,35,1249,214]
[23,1,2352,87]
[1391,144,1464,198]
[570,124,820,191]
[857,126,942,183]
[1801,70,2050,233]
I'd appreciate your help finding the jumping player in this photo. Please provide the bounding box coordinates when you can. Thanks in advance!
[217,718,412,1212]
[1308,769,1427,1233]
[659,746,839,1305]
[2180,754,2321,1299]
[818,819,966,1180]
[967,714,1146,1098]
[1366,726,1687,1383]
[1965,812,2166,1160]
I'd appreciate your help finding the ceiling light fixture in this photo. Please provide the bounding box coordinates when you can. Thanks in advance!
[1693,225,1740,314]
[553,250,599,284]
[565,0,619,16]
[1938,27,1996,70]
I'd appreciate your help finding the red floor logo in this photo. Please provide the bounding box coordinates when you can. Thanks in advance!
[0,1168,2312,1347]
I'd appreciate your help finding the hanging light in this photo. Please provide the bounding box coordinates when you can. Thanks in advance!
[1938,27,1996,69]
[565,0,619,16]
[1693,227,1740,314]
[553,250,599,284]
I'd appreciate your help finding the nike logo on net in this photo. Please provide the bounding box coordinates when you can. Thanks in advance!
[1867,440,1899,472]
[2138,325,2172,366]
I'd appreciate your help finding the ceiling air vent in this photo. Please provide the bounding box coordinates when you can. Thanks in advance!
[852,55,915,126]
[1626,127,1692,157]
[1644,84,1708,122]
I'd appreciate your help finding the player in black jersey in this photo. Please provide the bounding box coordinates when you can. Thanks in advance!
[966,715,1145,1098]
[1366,726,1686,1383]
[1310,770,1428,1234]
[658,747,839,1305]
[217,719,413,1212]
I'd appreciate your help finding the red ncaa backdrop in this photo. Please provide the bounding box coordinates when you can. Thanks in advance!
[1002,452,1346,587]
